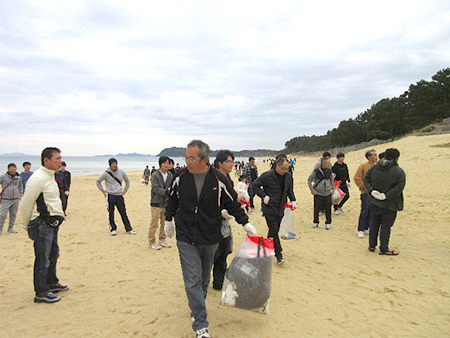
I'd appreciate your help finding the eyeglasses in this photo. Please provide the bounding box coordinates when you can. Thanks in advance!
[224,160,234,164]
[184,156,199,163]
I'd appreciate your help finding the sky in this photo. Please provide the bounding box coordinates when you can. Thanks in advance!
[1,0,450,156]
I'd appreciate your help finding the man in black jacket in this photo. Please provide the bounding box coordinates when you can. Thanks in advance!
[164,140,257,338]
[253,155,296,265]
[332,152,351,215]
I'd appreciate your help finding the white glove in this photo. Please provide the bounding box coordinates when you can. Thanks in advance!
[291,201,297,210]
[263,196,270,205]
[243,223,257,236]
[65,191,69,196]
[164,221,175,238]
[371,190,387,201]
[221,209,234,220]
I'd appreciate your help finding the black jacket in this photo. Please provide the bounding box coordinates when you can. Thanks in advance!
[332,162,350,185]
[165,166,248,245]
[252,169,296,217]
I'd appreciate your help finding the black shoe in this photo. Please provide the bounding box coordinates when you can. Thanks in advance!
[49,283,69,293]
[34,292,61,303]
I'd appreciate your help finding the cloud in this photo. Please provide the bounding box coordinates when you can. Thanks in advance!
[1,0,450,155]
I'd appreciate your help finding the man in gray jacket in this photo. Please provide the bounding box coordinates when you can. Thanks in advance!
[0,163,23,234]
[148,156,173,250]
[308,158,335,230]
[96,158,136,236]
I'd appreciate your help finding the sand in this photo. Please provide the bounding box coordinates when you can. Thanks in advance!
[1,134,449,338]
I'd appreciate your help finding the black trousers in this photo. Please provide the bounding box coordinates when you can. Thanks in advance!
[368,204,397,252]
[314,195,332,224]
[264,212,284,261]
[108,194,132,231]
[212,236,233,289]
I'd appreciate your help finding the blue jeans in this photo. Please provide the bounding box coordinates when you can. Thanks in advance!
[177,240,218,331]
[27,219,60,296]
[357,193,371,232]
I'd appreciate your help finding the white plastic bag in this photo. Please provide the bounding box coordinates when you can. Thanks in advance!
[280,204,297,239]
[221,236,274,314]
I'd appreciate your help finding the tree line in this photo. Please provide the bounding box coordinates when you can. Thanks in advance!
[285,68,450,153]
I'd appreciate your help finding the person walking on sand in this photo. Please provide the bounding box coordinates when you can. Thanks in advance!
[148,156,173,250]
[212,149,236,290]
[20,161,33,191]
[164,140,257,338]
[308,157,334,230]
[364,148,405,256]
[243,157,258,211]
[354,150,378,239]
[20,147,69,303]
[96,158,136,236]
[0,163,23,234]
[143,165,151,185]
[253,154,296,265]
[332,152,351,215]
[59,162,71,215]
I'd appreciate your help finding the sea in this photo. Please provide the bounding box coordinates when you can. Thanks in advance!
[0,155,250,177]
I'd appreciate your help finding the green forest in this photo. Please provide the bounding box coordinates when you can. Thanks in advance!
[284,68,450,153]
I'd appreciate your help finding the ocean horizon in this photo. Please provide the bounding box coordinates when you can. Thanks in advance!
[0,155,252,177]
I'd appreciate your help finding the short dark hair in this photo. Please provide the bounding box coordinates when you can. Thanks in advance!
[214,150,234,168]
[322,152,331,158]
[239,174,247,181]
[22,161,31,167]
[41,147,61,166]
[378,152,385,160]
[385,148,400,160]
[61,161,67,166]
[365,149,375,160]
[159,156,170,166]
[276,155,288,166]
[336,152,345,158]
[249,157,255,162]
[168,158,174,165]
[8,163,17,169]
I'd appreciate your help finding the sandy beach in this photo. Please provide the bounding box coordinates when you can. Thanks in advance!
[1,134,449,338]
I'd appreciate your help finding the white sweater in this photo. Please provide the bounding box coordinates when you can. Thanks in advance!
[20,166,64,226]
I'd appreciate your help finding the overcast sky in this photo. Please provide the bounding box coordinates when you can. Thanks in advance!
[1,0,449,156]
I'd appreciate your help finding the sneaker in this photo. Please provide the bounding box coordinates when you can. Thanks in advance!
[364,229,370,235]
[7,229,17,233]
[150,242,162,250]
[338,207,346,213]
[34,292,61,303]
[312,223,318,229]
[159,239,172,248]
[325,224,331,230]
[49,283,69,293]
[358,231,364,239]
[277,258,285,265]
[127,229,137,235]
[196,328,211,338]
[334,209,340,215]
[110,230,117,236]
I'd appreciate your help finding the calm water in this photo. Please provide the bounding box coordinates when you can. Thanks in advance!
[0,155,250,176]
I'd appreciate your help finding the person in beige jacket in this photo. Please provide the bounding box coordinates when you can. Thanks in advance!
[353,149,378,238]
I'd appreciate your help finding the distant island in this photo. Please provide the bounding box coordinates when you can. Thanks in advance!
[94,152,153,157]
[157,147,279,157]
[0,152,34,157]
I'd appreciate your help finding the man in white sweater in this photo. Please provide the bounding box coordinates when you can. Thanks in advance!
[20,147,68,303]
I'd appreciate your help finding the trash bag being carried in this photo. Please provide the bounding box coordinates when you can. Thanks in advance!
[280,203,297,239]
[221,236,274,314]
[332,180,346,205]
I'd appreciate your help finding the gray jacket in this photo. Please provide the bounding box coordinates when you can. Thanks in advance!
[150,170,173,207]
[0,173,23,200]
[96,168,130,196]
[307,167,334,196]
